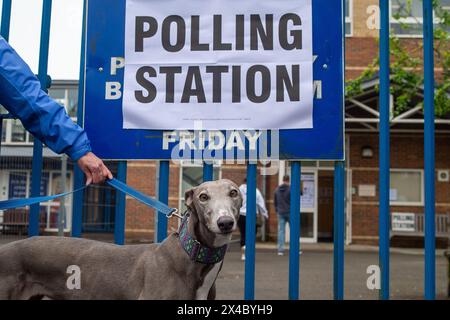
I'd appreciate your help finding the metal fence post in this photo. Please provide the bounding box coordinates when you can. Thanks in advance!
[72,0,87,238]
[114,161,127,245]
[58,155,68,236]
[423,0,436,300]
[289,161,301,300]
[0,0,12,160]
[333,161,345,300]
[29,0,53,237]
[203,162,214,182]
[244,163,257,300]
[156,160,170,242]
[379,0,391,300]
[0,0,12,40]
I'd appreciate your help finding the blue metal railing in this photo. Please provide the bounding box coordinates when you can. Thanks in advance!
[333,161,345,300]
[72,0,88,238]
[423,0,436,301]
[114,161,127,244]
[0,0,11,41]
[156,160,170,242]
[29,0,53,237]
[289,161,301,299]
[378,0,391,300]
[0,0,437,301]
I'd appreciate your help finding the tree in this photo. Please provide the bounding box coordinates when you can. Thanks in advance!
[346,0,450,117]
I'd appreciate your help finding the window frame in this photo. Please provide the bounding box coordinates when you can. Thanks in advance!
[345,0,353,37]
[390,168,424,206]
[389,0,445,38]
[1,84,78,146]
[3,169,73,231]
[178,161,222,213]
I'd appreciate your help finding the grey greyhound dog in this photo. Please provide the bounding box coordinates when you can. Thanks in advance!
[0,179,242,300]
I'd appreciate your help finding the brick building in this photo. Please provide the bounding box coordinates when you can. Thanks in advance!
[1,0,449,246]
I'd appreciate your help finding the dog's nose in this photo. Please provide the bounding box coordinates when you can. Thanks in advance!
[217,216,234,233]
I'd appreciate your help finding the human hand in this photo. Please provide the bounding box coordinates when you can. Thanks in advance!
[77,152,113,185]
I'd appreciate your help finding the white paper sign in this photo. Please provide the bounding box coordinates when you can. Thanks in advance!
[358,184,376,197]
[301,174,315,209]
[391,212,415,232]
[123,0,313,130]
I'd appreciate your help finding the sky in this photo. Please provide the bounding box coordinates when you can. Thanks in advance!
[0,0,83,80]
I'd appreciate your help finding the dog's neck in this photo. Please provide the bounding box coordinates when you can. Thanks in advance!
[176,211,229,264]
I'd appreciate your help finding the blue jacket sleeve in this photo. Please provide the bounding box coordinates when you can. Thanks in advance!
[0,36,91,161]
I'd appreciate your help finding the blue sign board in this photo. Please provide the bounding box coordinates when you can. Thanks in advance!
[84,0,344,160]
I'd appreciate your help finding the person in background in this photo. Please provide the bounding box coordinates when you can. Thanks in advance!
[238,178,268,261]
[0,36,112,184]
[274,175,291,256]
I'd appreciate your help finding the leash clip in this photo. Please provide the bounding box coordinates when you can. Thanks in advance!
[166,208,183,220]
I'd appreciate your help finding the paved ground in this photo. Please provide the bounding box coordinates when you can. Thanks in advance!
[216,242,449,300]
[0,235,448,300]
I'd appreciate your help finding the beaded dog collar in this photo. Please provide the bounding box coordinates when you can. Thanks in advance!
[178,213,228,265]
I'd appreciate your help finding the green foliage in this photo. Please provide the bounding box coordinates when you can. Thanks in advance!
[346,0,450,118]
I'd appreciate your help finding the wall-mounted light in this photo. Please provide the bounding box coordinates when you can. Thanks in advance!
[361,146,374,159]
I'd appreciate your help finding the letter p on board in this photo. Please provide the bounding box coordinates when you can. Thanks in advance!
[111,57,125,75]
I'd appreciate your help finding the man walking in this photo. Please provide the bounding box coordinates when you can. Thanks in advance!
[274,175,291,255]
[238,178,268,261]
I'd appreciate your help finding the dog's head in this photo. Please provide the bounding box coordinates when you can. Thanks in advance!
[184,179,243,236]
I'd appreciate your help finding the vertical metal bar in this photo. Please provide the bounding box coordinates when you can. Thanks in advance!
[289,161,301,300]
[156,160,170,242]
[29,0,53,237]
[58,155,67,236]
[203,162,214,182]
[333,161,345,300]
[0,0,12,40]
[423,0,435,300]
[0,117,3,157]
[244,163,257,300]
[72,0,87,237]
[114,161,127,245]
[378,0,390,300]
[1,0,12,190]
[154,160,160,243]
[104,187,112,231]
[261,173,267,242]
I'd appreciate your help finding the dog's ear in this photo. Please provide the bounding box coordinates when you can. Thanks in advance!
[184,188,195,210]
[237,189,244,210]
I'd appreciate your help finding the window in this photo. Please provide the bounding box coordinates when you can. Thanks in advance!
[1,119,6,143]
[48,88,66,106]
[1,85,78,145]
[11,120,27,142]
[390,170,423,205]
[9,120,33,144]
[48,87,78,119]
[67,88,78,118]
[5,170,73,231]
[179,164,221,212]
[390,0,450,37]
[345,0,353,37]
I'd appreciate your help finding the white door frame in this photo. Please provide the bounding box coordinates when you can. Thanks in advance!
[282,164,318,244]
[300,168,318,243]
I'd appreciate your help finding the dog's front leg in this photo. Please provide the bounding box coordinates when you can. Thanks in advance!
[207,283,216,300]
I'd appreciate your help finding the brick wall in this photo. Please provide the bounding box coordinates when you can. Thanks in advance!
[350,133,450,245]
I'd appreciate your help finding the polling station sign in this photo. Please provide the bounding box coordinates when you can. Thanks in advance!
[123,0,313,130]
[83,0,344,160]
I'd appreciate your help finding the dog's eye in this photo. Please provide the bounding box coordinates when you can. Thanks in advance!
[199,194,209,202]
[229,189,238,198]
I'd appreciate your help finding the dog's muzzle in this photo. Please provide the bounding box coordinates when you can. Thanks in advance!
[217,216,234,233]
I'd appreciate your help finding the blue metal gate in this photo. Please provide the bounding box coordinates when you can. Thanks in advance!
[0,0,437,300]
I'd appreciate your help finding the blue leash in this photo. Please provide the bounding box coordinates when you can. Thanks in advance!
[0,178,177,218]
